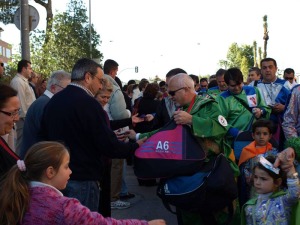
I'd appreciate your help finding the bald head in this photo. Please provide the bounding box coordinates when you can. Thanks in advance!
[169,73,195,91]
[168,74,196,106]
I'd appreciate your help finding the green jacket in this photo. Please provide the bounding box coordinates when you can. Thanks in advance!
[216,86,271,146]
[139,96,239,176]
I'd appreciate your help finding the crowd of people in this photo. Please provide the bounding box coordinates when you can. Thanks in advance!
[0,56,300,225]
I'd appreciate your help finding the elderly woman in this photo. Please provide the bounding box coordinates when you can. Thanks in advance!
[0,84,20,179]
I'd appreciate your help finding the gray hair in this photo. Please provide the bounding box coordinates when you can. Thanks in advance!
[47,70,71,90]
[169,73,195,91]
[71,58,101,81]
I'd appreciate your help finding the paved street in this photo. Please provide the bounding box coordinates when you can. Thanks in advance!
[111,164,177,224]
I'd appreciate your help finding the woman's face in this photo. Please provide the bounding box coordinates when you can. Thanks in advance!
[0,96,20,136]
[95,90,111,107]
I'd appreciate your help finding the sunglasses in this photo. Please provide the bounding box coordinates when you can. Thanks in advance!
[168,87,186,96]
[0,63,4,67]
[285,77,294,81]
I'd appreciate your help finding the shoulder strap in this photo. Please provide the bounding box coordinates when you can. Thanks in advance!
[232,95,255,131]
[0,137,19,160]
[232,95,252,113]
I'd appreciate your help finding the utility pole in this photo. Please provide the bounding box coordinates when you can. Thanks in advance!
[21,0,30,60]
[89,0,92,59]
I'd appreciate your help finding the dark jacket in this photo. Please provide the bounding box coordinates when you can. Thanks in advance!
[0,136,19,180]
[40,85,138,181]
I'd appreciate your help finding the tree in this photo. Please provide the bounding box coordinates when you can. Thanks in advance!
[219,43,254,80]
[263,15,269,59]
[258,47,262,66]
[30,0,103,75]
[253,41,258,67]
[0,0,53,43]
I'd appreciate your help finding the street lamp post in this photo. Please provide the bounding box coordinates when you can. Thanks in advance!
[89,0,92,59]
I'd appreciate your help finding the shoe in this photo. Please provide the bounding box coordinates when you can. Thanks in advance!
[111,200,131,209]
[119,192,135,200]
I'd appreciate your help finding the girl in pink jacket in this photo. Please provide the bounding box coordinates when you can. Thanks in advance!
[0,141,165,225]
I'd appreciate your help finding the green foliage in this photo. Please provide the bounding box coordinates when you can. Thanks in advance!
[219,42,254,81]
[0,0,20,24]
[30,0,103,76]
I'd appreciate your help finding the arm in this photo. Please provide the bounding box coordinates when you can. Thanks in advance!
[109,88,131,120]
[63,198,149,225]
[255,87,271,119]
[191,101,227,139]
[10,77,33,116]
[282,88,300,139]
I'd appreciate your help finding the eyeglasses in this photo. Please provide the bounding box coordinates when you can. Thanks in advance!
[94,76,105,84]
[0,109,21,118]
[285,77,294,81]
[98,95,110,100]
[168,87,186,96]
[55,84,65,89]
[0,63,4,67]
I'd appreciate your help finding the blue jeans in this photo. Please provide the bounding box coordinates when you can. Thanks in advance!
[62,180,100,212]
[120,160,128,196]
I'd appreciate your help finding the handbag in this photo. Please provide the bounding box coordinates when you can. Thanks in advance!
[134,119,206,179]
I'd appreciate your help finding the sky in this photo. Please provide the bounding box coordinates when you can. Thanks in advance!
[1,0,300,83]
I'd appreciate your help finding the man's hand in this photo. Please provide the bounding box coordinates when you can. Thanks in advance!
[144,114,154,122]
[136,137,147,147]
[127,129,137,141]
[132,113,144,124]
[272,103,285,114]
[173,111,192,125]
[115,131,127,142]
[252,107,263,118]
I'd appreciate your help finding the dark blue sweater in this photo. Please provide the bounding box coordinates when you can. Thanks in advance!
[40,85,138,180]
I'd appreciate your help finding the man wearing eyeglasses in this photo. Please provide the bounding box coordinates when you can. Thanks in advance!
[283,68,297,91]
[20,70,71,159]
[40,58,145,213]
[10,59,36,155]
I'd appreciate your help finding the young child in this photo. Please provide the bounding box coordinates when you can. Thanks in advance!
[241,154,300,225]
[238,119,278,207]
[0,141,166,225]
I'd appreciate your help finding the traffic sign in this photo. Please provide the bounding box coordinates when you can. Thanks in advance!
[13,5,40,31]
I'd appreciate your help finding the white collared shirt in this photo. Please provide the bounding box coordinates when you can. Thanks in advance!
[10,74,36,118]
[30,181,63,196]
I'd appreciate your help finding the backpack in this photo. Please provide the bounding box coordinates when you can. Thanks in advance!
[134,119,206,179]
[157,154,238,223]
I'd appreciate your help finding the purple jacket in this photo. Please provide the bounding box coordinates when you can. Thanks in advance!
[21,185,148,225]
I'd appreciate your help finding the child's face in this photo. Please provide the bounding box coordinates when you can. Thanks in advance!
[252,127,272,147]
[253,167,277,194]
[51,152,72,190]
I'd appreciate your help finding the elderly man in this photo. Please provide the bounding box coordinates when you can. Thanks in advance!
[20,70,71,158]
[40,58,145,211]
[131,73,238,225]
